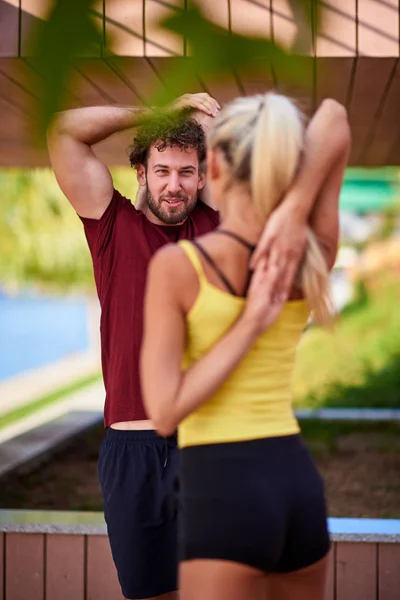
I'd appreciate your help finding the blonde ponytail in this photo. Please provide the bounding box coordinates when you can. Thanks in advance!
[301,229,333,323]
[208,93,333,324]
[251,94,303,220]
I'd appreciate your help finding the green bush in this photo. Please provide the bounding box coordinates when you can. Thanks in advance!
[0,168,137,291]
[293,273,400,408]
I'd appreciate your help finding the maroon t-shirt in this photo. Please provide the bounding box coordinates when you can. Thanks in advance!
[80,189,220,426]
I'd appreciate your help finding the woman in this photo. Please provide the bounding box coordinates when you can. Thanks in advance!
[141,93,350,600]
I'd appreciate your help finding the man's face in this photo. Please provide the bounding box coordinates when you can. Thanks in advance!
[137,144,206,225]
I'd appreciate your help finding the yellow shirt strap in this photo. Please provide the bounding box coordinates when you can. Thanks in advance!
[178,241,206,282]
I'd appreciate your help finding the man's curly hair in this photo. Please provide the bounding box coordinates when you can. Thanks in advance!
[129,114,206,169]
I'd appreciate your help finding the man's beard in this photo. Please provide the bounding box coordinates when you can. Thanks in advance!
[146,186,197,225]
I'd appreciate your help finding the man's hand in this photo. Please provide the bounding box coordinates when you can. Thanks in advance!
[250,199,307,301]
[169,93,220,117]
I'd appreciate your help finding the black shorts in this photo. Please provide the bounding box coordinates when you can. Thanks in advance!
[179,434,330,573]
[98,428,179,599]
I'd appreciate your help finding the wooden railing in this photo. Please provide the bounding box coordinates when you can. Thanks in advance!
[0,511,399,600]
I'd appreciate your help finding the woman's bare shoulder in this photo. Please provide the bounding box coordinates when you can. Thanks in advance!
[149,243,200,311]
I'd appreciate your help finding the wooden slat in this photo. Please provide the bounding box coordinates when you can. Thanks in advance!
[387,131,400,166]
[0,66,38,116]
[145,56,205,97]
[315,57,355,107]
[347,57,396,164]
[316,0,357,57]
[45,535,85,600]
[273,56,315,116]
[74,58,138,106]
[0,533,4,600]
[68,63,115,107]
[358,0,399,58]
[336,542,377,600]
[145,0,184,57]
[237,59,275,97]
[378,543,400,600]
[0,0,19,57]
[196,70,242,106]
[21,0,103,58]
[105,0,143,57]
[272,0,298,51]
[0,56,81,111]
[107,57,163,104]
[364,59,400,166]
[0,94,47,166]
[230,0,272,40]
[86,535,123,600]
[5,533,45,600]
[20,0,52,56]
[324,544,335,600]
[188,0,229,31]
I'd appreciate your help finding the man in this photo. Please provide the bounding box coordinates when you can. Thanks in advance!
[48,94,221,600]
[48,92,349,600]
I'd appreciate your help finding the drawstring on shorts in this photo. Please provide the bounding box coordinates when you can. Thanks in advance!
[164,438,168,468]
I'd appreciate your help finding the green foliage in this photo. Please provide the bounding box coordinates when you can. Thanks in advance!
[27,0,103,139]
[27,0,317,136]
[153,3,310,106]
[293,274,400,408]
[0,168,137,291]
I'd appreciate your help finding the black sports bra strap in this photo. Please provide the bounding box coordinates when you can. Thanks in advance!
[191,240,239,296]
[217,229,256,253]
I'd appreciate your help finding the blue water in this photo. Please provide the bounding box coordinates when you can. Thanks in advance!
[0,292,90,381]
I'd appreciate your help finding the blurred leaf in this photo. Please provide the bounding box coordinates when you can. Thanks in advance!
[288,0,317,54]
[151,2,310,106]
[27,0,318,142]
[27,0,103,139]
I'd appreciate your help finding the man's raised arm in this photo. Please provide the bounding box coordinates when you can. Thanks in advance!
[47,106,151,219]
[47,93,220,220]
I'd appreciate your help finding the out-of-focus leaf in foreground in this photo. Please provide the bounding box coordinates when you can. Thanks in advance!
[28,0,319,136]
[27,0,102,139]
[151,2,312,106]
[288,0,315,54]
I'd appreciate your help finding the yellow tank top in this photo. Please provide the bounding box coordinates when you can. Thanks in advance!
[178,241,310,449]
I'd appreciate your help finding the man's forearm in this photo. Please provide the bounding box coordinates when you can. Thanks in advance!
[285,99,350,220]
[49,105,150,146]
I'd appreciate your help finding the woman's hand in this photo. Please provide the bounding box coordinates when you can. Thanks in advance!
[242,259,287,336]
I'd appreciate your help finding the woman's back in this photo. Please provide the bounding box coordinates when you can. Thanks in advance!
[179,239,309,448]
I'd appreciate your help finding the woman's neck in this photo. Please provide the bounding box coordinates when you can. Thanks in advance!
[218,188,264,246]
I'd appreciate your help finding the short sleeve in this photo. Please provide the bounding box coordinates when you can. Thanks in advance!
[79,189,129,260]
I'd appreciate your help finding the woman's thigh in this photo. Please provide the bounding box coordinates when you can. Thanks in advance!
[180,559,267,600]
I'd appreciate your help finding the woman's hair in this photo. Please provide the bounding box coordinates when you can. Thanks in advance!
[207,93,331,323]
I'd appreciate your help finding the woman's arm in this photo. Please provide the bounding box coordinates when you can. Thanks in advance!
[307,134,350,270]
[251,99,350,286]
[140,248,282,437]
